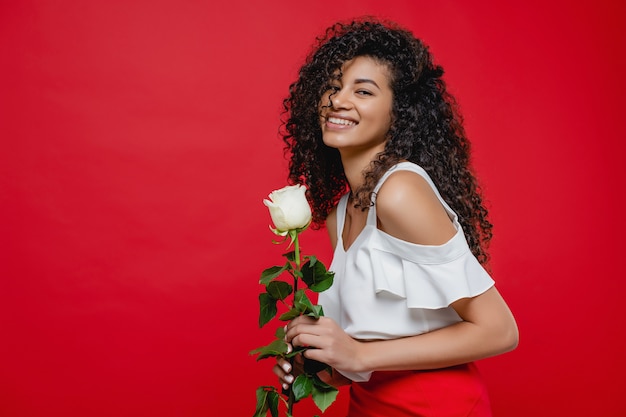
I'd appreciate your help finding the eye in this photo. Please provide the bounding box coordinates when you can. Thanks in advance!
[326,84,340,93]
[356,89,373,96]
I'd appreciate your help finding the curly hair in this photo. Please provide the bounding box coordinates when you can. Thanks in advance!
[280,18,493,264]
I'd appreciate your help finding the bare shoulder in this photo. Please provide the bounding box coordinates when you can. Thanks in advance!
[326,206,338,250]
[376,170,456,245]
[376,170,437,211]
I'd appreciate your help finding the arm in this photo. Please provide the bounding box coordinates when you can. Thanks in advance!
[286,287,517,373]
[352,287,518,371]
[285,171,518,373]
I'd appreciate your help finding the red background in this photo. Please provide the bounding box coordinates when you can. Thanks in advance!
[1,1,624,416]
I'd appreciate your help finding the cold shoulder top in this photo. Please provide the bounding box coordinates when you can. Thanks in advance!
[317,162,495,382]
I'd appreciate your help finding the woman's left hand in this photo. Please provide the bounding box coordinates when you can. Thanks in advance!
[285,315,363,373]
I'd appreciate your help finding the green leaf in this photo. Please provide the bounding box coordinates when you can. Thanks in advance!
[301,258,335,293]
[259,293,277,328]
[292,374,313,401]
[275,326,286,339]
[294,290,315,315]
[311,381,339,413]
[299,257,317,287]
[312,375,336,390]
[267,390,279,417]
[282,250,296,261]
[305,304,324,319]
[249,339,289,361]
[278,307,301,321]
[260,263,290,285]
[254,386,273,417]
[266,281,293,301]
[310,272,334,292]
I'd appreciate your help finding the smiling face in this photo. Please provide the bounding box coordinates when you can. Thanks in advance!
[319,56,394,156]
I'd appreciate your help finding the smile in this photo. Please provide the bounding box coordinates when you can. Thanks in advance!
[327,116,357,126]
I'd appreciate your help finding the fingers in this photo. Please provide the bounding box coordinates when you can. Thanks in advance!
[287,315,320,330]
[291,332,321,350]
[285,316,328,344]
[300,344,321,361]
[273,357,294,390]
[273,352,306,390]
[272,317,336,391]
[286,317,338,351]
[285,316,361,372]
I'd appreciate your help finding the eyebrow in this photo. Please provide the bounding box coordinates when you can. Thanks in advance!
[354,78,381,89]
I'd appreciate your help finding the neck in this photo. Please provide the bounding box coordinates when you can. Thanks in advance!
[339,145,386,193]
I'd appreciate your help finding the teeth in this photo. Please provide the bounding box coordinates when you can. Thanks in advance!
[328,117,356,126]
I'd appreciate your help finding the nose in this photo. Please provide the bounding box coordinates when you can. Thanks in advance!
[330,88,351,110]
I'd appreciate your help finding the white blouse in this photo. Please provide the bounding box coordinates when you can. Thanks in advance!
[317,162,494,382]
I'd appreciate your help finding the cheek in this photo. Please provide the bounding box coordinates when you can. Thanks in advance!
[375,108,393,132]
[381,100,394,131]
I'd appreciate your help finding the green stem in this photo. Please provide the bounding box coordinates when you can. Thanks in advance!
[288,387,294,416]
[293,233,300,294]
[287,232,301,416]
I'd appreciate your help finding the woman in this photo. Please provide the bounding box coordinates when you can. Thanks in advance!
[273,18,518,416]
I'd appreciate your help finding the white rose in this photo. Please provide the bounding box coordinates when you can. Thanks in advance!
[263,185,312,234]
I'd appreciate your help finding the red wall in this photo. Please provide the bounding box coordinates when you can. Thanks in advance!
[1,1,624,416]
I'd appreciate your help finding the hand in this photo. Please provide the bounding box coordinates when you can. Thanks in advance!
[285,315,363,373]
[272,346,303,391]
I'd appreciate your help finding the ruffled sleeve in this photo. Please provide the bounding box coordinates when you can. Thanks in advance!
[367,227,494,309]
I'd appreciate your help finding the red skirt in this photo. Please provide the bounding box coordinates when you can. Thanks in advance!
[348,363,492,417]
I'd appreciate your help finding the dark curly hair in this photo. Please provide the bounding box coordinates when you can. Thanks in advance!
[280,18,493,264]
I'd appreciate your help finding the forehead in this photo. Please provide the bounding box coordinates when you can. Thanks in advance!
[334,56,392,86]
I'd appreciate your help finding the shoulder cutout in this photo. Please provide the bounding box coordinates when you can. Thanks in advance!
[376,170,456,246]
